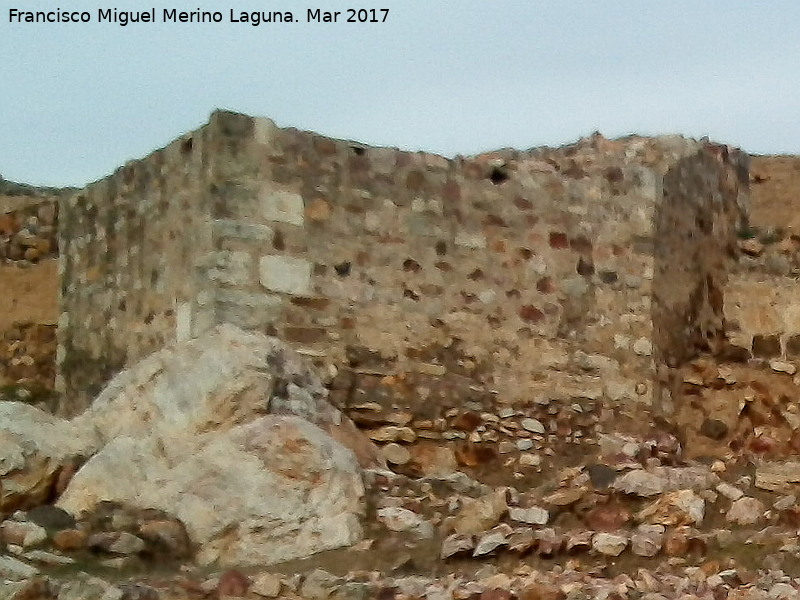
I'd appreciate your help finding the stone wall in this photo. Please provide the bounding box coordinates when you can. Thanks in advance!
[56,111,750,415]
[56,117,227,409]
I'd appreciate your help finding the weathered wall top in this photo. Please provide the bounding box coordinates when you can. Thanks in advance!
[55,111,750,415]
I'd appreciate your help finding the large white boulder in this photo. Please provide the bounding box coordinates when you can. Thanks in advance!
[72,324,380,468]
[57,415,364,566]
[50,325,378,566]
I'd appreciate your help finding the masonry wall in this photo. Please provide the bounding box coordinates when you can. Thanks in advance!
[193,113,749,410]
[56,111,750,414]
[56,119,225,412]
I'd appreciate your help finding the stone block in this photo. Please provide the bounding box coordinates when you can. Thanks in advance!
[206,251,252,286]
[215,290,284,329]
[259,255,312,296]
[213,219,273,242]
[454,231,486,249]
[261,189,304,226]
[176,302,192,343]
[253,117,278,146]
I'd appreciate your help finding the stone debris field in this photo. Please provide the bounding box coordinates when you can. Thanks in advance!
[2,113,800,599]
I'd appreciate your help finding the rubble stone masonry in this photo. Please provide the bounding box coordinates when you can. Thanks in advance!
[56,111,750,414]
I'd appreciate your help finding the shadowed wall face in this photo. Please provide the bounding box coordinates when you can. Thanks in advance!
[56,122,219,412]
[56,111,750,415]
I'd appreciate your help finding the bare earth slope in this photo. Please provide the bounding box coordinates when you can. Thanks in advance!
[0,259,58,330]
[750,155,800,231]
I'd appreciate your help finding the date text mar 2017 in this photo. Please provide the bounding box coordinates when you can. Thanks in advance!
[307,8,389,23]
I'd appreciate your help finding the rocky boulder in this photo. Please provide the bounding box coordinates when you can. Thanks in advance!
[72,324,381,468]
[0,402,92,515]
[0,325,376,567]
[58,415,364,566]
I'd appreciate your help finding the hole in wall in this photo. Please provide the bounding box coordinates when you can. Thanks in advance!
[334,262,351,277]
[402,259,421,273]
[350,146,365,156]
[488,166,509,185]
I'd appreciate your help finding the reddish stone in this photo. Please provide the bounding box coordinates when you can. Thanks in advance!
[663,529,689,556]
[700,559,721,576]
[519,305,544,323]
[306,197,332,221]
[584,503,630,531]
[549,232,569,249]
[451,411,483,431]
[0,214,20,235]
[491,240,507,253]
[518,583,565,600]
[536,277,555,294]
[217,569,251,597]
[748,435,777,454]
[442,180,461,203]
[52,528,89,552]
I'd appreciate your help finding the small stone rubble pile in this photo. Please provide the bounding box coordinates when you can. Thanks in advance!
[0,201,58,265]
[673,356,800,460]
[0,322,57,399]
[1,502,190,571]
[330,367,601,485]
[735,229,800,279]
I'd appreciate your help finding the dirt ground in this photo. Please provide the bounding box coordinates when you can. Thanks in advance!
[0,258,58,330]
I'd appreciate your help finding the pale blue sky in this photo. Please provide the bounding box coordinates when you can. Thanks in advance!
[2,1,799,186]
